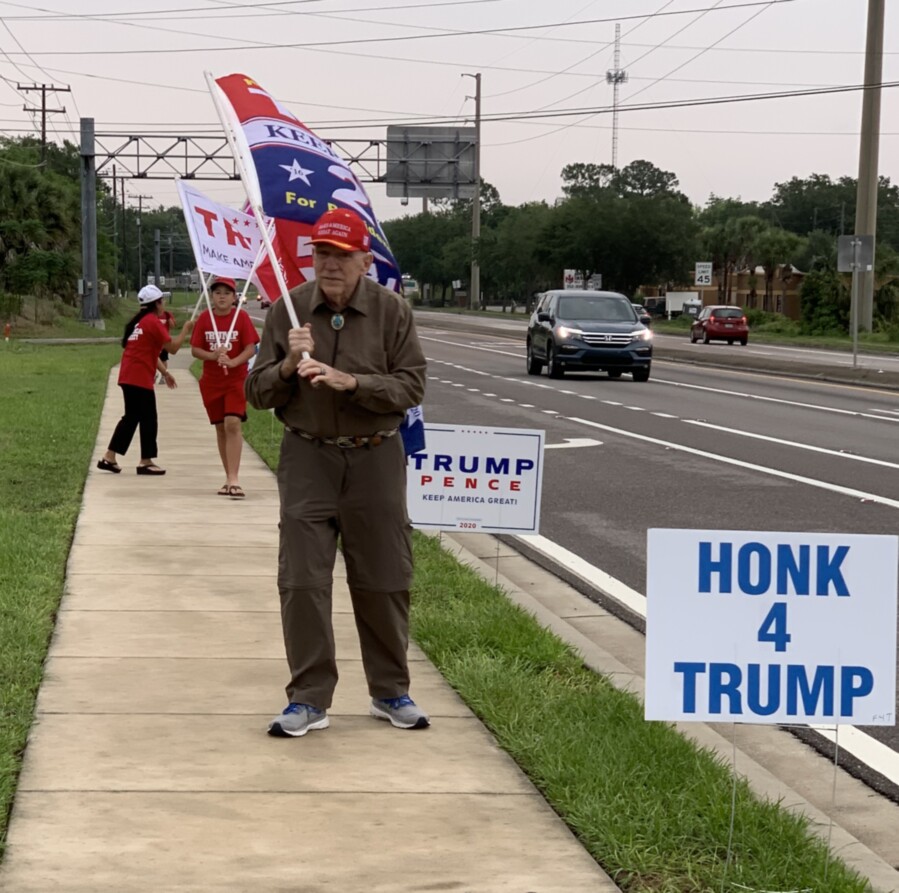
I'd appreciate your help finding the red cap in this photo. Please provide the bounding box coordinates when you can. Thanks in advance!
[310,208,371,253]
[210,276,236,291]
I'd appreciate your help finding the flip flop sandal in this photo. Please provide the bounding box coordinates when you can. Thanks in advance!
[217,484,231,496]
[136,464,166,476]
[97,459,121,474]
[228,485,246,499]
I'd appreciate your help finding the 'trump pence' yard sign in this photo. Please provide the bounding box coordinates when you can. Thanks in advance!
[645,530,898,725]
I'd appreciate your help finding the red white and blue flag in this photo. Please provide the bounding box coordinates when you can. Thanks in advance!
[211,73,423,456]
[213,73,402,299]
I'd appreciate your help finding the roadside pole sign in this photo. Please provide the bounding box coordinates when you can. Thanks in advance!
[406,424,544,534]
[694,262,713,286]
[563,269,584,290]
[837,235,875,272]
[645,529,898,725]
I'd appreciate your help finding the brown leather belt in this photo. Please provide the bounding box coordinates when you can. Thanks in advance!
[287,427,398,449]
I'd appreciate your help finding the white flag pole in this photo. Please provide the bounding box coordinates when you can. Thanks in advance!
[204,71,305,343]
[194,271,220,345]
[226,222,273,343]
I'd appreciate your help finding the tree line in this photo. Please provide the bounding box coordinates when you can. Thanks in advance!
[2,134,897,334]
[383,160,899,333]
[0,136,195,321]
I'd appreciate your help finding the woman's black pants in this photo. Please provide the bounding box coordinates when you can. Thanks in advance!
[108,384,158,460]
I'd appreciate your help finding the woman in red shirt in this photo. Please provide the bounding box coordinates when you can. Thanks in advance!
[97,285,194,476]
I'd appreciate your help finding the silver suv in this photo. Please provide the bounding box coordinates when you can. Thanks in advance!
[526,289,653,381]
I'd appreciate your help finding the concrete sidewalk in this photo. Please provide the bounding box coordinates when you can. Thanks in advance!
[0,354,617,893]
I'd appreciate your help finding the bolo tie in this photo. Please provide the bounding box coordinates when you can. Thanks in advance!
[330,312,346,331]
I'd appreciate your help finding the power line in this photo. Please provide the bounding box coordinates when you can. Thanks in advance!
[488,0,676,100]
[0,0,503,21]
[0,0,801,57]
[529,0,726,112]
[621,0,779,104]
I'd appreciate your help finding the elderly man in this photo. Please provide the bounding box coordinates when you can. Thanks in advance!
[246,208,428,737]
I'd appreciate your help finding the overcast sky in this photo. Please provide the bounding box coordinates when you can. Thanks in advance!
[1,0,896,223]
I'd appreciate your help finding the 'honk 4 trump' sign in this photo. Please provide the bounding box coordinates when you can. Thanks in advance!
[645,530,898,725]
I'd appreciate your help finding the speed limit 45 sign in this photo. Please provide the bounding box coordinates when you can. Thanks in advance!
[695,262,713,286]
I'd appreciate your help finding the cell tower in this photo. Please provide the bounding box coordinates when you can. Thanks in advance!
[605,23,628,169]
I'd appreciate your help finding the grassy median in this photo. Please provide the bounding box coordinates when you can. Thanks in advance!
[242,407,872,893]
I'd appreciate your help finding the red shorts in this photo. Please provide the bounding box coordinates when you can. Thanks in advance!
[199,377,247,425]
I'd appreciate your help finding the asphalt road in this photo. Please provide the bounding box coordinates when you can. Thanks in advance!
[244,302,899,789]
[414,312,899,795]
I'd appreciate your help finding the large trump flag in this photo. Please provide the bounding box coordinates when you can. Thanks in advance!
[211,73,403,298]
[208,73,424,455]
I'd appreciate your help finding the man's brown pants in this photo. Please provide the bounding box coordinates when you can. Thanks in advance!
[276,431,414,709]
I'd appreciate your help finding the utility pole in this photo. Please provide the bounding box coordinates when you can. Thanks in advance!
[462,72,481,310]
[121,177,128,295]
[135,194,151,287]
[79,118,99,325]
[854,0,885,332]
[154,228,161,287]
[19,82,70,165]
[112,164,119,300]
[605,24,628,169]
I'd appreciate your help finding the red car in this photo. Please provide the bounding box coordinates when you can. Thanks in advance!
[690,305,749,345]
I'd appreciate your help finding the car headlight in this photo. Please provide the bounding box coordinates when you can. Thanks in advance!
[556,325,583,340]
[632,328,653,341]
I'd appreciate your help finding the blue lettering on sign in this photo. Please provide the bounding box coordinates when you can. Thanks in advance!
[673,662,873,717]
[485,457,510,475]
[409,454,534,476]
[698,542,851,596]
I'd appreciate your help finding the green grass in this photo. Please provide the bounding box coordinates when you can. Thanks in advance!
[0,342,119,856]
[5,291,198,340]
[241,406,872,893]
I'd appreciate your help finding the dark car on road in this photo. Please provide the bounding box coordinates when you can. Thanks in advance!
[690,305,749,345]
[526,289,653,381]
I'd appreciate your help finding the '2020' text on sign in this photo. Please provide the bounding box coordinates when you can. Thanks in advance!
[645,530,898,725]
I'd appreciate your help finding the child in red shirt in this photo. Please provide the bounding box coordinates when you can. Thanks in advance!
[190,277,260,498]
[97,285,194,475]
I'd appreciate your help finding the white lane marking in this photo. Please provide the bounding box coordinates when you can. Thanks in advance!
[872,408,899,416]
[579,394,597,400]
[809,726,899,786]
[686,420,899,470]
[421,336,520,360]
[542,410,559,415]
[484,393,496,397]
[500,398,515,403]
[603,401,623,406]
[559,390,577,395]
[467,388,480,392]
[567,416,899,510]
[656,377,899,423]
[625,406,646,412]
[520,404,535,408]
[652,412,678,418]
[516,534,645,615]
[452,383,464,388]
[545,438,603,450]
[516,532,899,786]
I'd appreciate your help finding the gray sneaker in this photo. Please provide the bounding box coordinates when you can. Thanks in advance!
[267,703,329,737]
[370,694,430,729]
